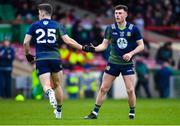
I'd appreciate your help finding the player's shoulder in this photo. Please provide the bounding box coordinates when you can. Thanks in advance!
[48,20,63,28]
[126,22,135,30]
[108,23,116,30]
[127,22,139,31]
[48,19,58,25]
[30,20,40,27]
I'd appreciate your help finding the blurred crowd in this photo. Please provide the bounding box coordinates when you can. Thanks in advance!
[0,0,179,37]
[61,0,180,27]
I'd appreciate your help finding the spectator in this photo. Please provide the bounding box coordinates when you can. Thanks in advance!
[0,40,15,98]
[91,21,103,46]
[156,42,174,65]
[66,72,79,99]
[133,13,144,34]
[135,55,151,98]
[12,13,24,25]
[154,61,173,98]
[80,70,98,98]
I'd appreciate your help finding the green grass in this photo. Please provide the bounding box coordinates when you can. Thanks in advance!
[0,98,180,125]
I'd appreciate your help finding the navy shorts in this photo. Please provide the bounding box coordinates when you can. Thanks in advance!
[36,60,63,76]
[105,62,135,77]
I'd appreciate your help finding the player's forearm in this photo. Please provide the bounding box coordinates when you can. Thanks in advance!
[95,44,107,52]
[130,44,144,56]
[23,42,30,55]
[62,35,83,50]
[23,34,32,55]
[66,38,83,50]
[94,40,109,52]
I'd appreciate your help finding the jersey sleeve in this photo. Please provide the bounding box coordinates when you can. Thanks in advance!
[133,26,143,41]
[104,25,112,40]
[58,24,67,36]
[26,23,35,36]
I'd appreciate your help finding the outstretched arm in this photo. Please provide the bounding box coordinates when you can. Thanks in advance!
[61,35,83,50]
[94,39,109,52]
[82,39,110,52]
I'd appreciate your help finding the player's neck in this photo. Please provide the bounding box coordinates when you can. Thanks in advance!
[42,16,51,20]
[117,21,127,29]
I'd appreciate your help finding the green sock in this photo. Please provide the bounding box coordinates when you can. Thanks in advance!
[57,105,62,112]
[93,104,101,114]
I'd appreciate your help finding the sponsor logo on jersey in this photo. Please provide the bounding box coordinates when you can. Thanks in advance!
[126,69,133,72]
[112,32,118,35]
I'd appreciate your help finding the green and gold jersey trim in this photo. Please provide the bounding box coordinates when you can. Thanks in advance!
[36,51,60,61]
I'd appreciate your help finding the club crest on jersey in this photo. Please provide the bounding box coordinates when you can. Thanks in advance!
[127,32,131,36]
[43,21,49,25]
[117,38,128,49]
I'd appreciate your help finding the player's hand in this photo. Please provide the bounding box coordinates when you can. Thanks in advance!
[82,45,95,52]
[26,54,35,63]
[122,53,133,62]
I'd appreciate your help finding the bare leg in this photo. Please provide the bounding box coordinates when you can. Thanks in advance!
[50,70,64,119]
[39,72,51,92]
[39,72,57,108]
[51,70,64,105]
[84,73,116,119]
[123,74,136,119]
[123,74,136,108]
[96,73,116,105]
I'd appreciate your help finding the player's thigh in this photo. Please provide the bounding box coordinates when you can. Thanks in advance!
[39,72,51,87]
[123,74,136,90]
[101,72,116,89]
[51,70,63,87]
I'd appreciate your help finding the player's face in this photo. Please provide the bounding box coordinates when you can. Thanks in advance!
[114,9,127,23]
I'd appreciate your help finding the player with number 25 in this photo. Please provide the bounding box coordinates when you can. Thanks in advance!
[23,3,84,119]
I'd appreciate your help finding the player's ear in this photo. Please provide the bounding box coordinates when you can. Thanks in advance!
[125,12,128,18]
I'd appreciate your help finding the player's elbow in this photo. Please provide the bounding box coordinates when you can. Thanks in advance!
[141,43,145,51]
[63,36,72,45]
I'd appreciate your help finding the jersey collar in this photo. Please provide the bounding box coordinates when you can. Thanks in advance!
[116,22,128,30]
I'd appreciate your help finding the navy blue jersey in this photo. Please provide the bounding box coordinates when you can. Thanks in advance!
[104,22,143,65]
[27,18,67,61]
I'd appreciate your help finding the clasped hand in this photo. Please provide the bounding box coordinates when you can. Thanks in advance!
[82,44,95,52]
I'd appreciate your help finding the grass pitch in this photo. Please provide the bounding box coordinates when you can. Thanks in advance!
[0,98,180,125]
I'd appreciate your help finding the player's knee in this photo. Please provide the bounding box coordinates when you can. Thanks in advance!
[100,86,109,94]
[127,88,134,96]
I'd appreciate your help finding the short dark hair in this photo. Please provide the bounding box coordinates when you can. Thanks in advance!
[114,5,128,12]
[38,3,53,15]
